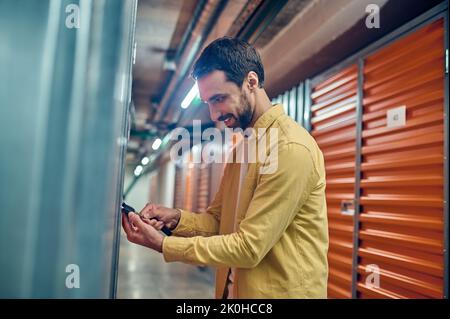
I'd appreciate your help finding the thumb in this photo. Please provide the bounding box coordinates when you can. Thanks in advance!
[141,203,157,219]
[128,212,145,228]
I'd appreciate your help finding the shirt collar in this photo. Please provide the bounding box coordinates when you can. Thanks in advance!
[252,104,285,129]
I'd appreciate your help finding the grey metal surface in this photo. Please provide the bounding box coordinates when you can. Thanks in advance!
[289,86,297,121]
[109,0,138,299]
[296,83,305,127]
[0,0,137,298]
[303,80,312,132]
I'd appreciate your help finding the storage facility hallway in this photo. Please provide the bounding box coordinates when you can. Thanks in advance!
[117,231,215,298]
[116,171,215,298]
[0,0,448,300]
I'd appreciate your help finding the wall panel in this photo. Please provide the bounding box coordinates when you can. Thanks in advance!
[357,19,445,299]
[310,65,359,298]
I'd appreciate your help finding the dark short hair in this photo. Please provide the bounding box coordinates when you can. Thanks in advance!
[192,37,265,88]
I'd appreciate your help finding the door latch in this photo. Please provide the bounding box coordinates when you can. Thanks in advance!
[341,199,355,216]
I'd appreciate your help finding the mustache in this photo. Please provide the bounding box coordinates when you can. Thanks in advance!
[218,113,234,122]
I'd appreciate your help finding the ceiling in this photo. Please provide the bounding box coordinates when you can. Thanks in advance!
[132,0,198,127]
[127,0,444,168]
[128,0,302,165]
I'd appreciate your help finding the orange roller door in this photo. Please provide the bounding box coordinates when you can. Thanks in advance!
[174,167,185,209]
[357,19,445,299]
[197,163,211,213]
[183,154,196,212]
[310,65,359,299]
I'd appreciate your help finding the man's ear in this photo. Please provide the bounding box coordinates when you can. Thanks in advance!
[247,71,259,90]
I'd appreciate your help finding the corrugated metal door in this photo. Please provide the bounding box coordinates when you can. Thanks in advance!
[149,172,159,204]
[184,161,196,212]
[357,19,445,299]
[289,87,297,121]
[174,167,185,209]
[197,163,211,213]
[283,90,290,115]
[296,83,305,127]
[310,65,359,298]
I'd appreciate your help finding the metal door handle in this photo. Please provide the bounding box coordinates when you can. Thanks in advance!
[340,199,355,216]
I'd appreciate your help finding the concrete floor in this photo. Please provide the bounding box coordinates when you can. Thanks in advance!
[117,231,215,299]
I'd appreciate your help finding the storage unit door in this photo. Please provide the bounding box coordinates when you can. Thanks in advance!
[174,167,185,209]
[197,163,211,213]
[357,19,445,299]
[184,162,195,212]
[310,65,359,298]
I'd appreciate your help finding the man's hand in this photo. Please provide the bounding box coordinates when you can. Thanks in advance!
[139,203,181,231]
[122,212,164,253]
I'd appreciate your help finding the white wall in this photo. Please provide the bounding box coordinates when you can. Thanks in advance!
[157,160,176,208]
[124,160,176,211]
[124,168,151,211]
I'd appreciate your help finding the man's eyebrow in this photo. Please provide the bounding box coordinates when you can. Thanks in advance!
[207,93,228,103]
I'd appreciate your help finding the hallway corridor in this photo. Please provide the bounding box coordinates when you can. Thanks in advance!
[117,232,215,299]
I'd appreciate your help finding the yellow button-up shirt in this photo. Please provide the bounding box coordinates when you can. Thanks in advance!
[162,104,329,298]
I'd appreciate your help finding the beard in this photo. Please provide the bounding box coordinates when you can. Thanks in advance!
[235,91,254,130]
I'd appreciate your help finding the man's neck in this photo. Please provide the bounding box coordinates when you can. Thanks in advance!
[249,90,273,128]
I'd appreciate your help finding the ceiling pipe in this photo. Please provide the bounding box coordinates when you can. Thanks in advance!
[237,0,288,44]
[175,0,209,63]
[155,0,209,104]
[154,0,229,124]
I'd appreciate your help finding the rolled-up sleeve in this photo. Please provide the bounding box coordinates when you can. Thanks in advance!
[163,143,319,268]
[171,209,220,238]
[170,165,227,238]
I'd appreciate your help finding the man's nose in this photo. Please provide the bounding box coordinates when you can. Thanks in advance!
[209,106,221,122]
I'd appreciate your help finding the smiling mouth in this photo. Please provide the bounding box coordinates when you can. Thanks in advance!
[223,115,235,126]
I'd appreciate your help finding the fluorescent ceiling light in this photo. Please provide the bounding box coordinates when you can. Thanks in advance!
[134,165,143,176]
[181,83,198,109]
[141,157,149,165]
[152,138,162,150]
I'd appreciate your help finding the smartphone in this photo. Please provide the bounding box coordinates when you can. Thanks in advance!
[121,202,172,236]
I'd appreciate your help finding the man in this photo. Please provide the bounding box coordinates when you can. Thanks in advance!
[122,37,328,298]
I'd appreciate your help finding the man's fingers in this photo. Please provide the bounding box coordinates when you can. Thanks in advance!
[128,212,165,236]
[128,212,146,230]
[150,219,160,228]
[144,218,157,227]
[122,214,133,235]
[140,203,157,219]
[141,217,164,231]
[122,214,138,242]
[155,221,164,230]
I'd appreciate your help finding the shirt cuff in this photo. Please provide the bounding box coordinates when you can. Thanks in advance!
[171,209,195,236]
